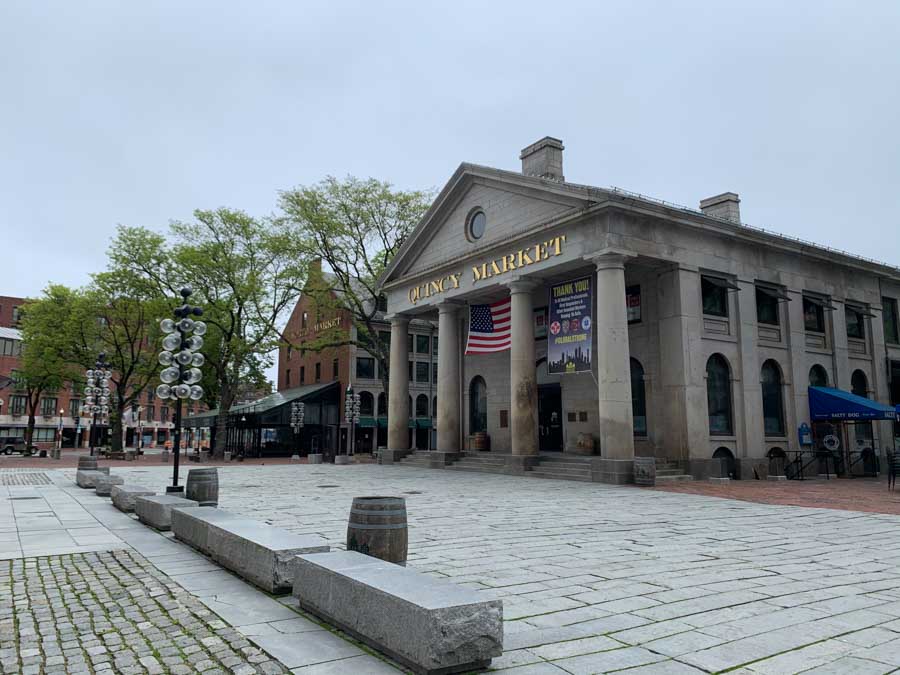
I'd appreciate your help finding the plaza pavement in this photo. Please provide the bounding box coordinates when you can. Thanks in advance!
[4,464,900,674]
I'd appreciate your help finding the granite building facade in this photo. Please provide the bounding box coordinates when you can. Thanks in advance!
[378,137,900,483]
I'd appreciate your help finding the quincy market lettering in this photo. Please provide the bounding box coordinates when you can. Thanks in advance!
[408,235,567,305]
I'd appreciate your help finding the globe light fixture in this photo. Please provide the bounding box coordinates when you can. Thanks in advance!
[157,286,205,492]
[85,353,111,456]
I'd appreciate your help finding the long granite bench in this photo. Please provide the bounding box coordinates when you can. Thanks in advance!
[135,495,199,531]
[110,484,156,512]
[95,474,125,496]
[171,507,329,592]
[75,469,109,488]
[293,551,503,674]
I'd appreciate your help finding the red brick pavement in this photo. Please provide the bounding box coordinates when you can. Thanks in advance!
[650,477,900,516]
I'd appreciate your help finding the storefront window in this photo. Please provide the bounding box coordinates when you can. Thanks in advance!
[761,360,785,436]
[701,276,730,317]
[845,305,866,339]
[469,376,487,433]
[356,357,375,380]
[809,364,829,387]
[803,297,826,332]
[755,287,780,326]
[706,354,733,435]
[883,297,899,344]
[630,358,647,436]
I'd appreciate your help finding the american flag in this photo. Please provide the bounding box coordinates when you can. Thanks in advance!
[465,297,511,354]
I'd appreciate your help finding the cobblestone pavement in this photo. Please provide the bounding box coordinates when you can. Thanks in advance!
[0,548,287,675]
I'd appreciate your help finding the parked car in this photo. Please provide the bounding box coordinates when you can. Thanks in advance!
[1,436,28,455]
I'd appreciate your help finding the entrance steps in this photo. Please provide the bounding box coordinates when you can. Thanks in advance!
[445,454,508,474]
[654,459,693,483]
[397,452,434,468]
[526,455,593,482]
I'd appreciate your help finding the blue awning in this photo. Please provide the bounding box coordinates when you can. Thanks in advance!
[808,386,896,421]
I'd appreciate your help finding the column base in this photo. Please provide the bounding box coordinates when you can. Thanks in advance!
[589,458,634,485]
[503,455,542,474]
[379,448,413,464]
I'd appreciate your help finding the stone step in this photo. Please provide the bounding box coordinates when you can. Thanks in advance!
[655,468,685,476]
[655,474,694,483]
[527,471,593,482]
[456,458,507,467]
[445,465,508,474]
[528,466,592,478]
[533,461,593,471]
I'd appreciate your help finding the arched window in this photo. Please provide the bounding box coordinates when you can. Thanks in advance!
[713,447,736,478]
[630,358,647,436]
[706,354,733,435]
[761,360,785,436]
[359,391,374,417]
[469,376,487,433]
[851,370,868,398]
[415,394,429,418]
[809,365,829,387]
[377,392,387,417]
[432,396,438,418]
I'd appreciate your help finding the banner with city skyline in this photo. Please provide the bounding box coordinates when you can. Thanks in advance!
[547,276,593,374]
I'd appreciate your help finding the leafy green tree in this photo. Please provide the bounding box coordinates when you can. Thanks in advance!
[278,176,432,391]
[16,286,81,449]
[68,270,169,452]
[109,208,306,456]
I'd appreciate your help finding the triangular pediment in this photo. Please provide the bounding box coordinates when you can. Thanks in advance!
[382,164,597,285]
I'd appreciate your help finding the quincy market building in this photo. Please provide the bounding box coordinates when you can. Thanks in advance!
[377,137,900,483]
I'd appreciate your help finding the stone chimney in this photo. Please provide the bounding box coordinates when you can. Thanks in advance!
[520,136,564,182]
[699,192,741,223]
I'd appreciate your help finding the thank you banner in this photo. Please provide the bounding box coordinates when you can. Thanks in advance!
[548,276,593,374]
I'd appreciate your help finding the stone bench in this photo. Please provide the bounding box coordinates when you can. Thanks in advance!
[95,474,125,496]
[135,495,200,531]
[171,507,329,593]
[110,484,156,512]
[76,469,107,489]
[293,551,503,674]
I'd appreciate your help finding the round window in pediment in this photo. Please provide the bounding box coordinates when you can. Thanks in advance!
[467,210,486,240]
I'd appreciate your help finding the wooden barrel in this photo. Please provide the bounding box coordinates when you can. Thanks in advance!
[347,496,408,565]
[186,468,219,506]
[78,456,98,471]
[470,432,490,452]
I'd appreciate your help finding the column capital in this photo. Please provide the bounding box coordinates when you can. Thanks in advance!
[385,313,410,326]
[436,300,465,314]
[505,276,540,294]
[585,249,635,271]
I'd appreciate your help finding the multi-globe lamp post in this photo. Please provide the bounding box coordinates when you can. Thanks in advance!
[343,386,360,461]
[156,288,206,493]
[82,353,111,456]
[290,401,305,457]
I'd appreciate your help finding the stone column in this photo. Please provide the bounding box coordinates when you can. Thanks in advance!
[657,265,708,461]
[508,280,538,456]
[593,254,635,460]
[736,277,764,462]
[436,302,462,453]
[386,315,410,458]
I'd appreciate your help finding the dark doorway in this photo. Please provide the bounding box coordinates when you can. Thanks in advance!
[538,384,563,452]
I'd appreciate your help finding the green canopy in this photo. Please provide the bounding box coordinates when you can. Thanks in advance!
[357,417,376,428]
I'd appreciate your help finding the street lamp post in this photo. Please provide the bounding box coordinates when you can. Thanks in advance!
[156,287,206,493]
[343,386,361,459]
[82,354,111,456]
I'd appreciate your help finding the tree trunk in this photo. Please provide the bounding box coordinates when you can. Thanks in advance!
[110,407,124,452]
[25,413,36,451]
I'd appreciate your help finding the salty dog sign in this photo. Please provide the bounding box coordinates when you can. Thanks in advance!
[548,276,593,374]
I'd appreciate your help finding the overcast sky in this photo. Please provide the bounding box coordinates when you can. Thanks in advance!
[2,1,899,381]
